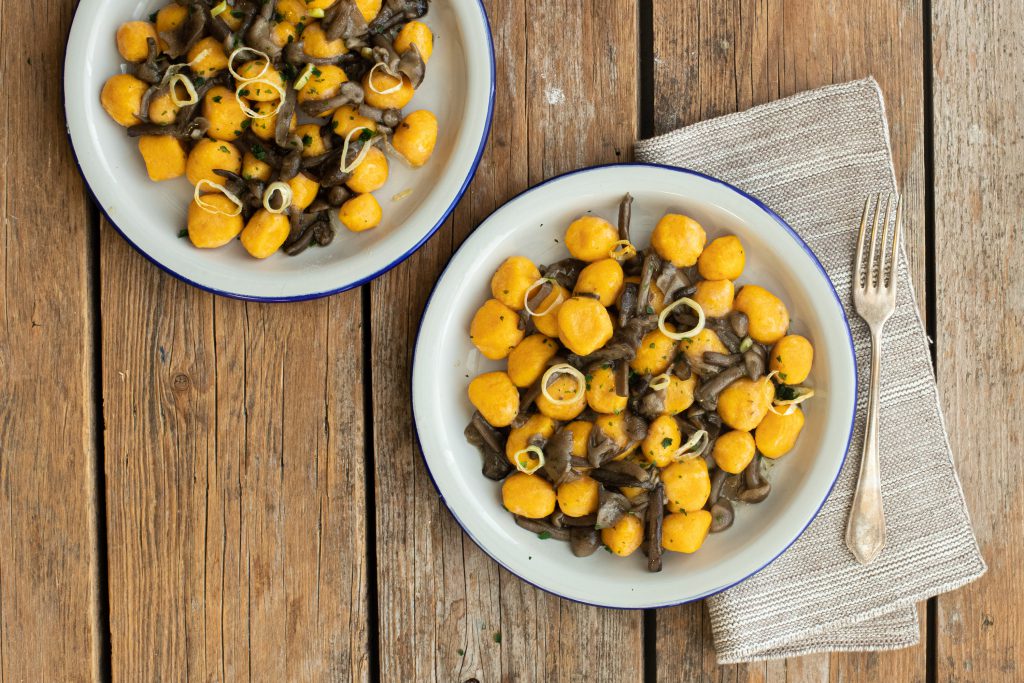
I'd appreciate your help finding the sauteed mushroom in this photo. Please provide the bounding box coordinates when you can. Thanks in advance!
[460,194,816,570]
[101,0,439,259]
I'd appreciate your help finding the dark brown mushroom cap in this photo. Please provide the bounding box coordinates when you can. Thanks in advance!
[541,427,574,486]
[567,340,635,369]
[703,351,743,367]
[590,459,654,490]
[635,251,660,316]
[324,0,371,41]
[617,281,638,328]
[514,516,570,541]
[464,412,512,481]
[300,82,365,117]
[396,42,426,87]
[645,483,665,572]
[587,426,620,468]
[273,87,299,148]
[569,527,601,557]
[738,457,771,503]
[617,192,633,242]
[541,258,586,290]
[551,511,598,528]
[637,388,666,423]
[709,499,735,532]
[595,489,631,530]
[654,261,693,303]
[728,310,750,338]
[693,364,747,411]
[623,413,649,442]
[159,2,207,58]
[743,345,766,380]
[133,38,165,84]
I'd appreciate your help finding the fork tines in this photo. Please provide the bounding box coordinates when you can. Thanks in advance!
[854,193,903,292]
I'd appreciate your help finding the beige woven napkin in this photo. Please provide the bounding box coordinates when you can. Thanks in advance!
[635,78,986,663]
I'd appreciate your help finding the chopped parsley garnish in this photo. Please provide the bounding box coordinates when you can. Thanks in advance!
[230,9,244,17]
[776,384,799,401]
[493,632,502,643]
[537,531,551,540]
[311,66,322,76]
[193,76,206,86]
[239,88,250,97]
[212,95,222,103]
[149,11,158,21]
[178,229,188,238]
[295,21,305,33]
[302,133,314,147]
[251,143,267,160]
[218,145,229,153]
[241,119,251,129]
[358,128,374,142]
[280,63,297,82]
[661,437,673,448]
[457,649,465,656]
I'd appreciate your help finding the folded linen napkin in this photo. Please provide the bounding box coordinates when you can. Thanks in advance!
[635,78,986,663]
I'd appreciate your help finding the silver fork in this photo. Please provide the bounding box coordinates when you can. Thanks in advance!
[846,193,903,565]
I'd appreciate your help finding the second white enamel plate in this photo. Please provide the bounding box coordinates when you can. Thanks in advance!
[413,163,856,608]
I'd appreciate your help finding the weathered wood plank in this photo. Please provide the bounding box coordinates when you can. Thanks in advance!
[932,0,1024,680]
[0,0,102,680]
[101,232,369,680]
[650,1,928,680]
[370,1,642,681]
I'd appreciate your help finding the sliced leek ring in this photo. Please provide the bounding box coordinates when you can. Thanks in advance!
[339,126,377,173]
[522,278,563,317]
[210,1,228,17]
[293,63,316,91]
[168,73,198,106]
[307,7,325,18]
[648,373,672,392]
[671,429,708,462]
[540,364,586,406]
[608,239,637,261]
[194,179,243,217]
[366,61,403,95]
[392,188,413,202]
[262,181,293,214]
[658,297,705,340]
[228,46,271,82]
[513,445,545,475]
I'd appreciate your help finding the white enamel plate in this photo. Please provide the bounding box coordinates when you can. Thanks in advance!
[413,163,856,608]
[65,0,494,300]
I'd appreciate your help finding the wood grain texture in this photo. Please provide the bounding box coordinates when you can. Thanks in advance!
[932,0,1024,680]
[650,1,928,681]
[0,0,102,680]
[370,1,642,681]
[101,231,369,680]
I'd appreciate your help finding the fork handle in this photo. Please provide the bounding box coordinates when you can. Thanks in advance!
[845,327,886,564]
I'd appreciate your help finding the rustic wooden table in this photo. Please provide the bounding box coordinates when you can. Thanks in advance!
[2,0,1021,681]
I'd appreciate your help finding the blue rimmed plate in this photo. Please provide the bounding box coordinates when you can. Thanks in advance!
[412,163,856,608]
[65,0,494,300]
